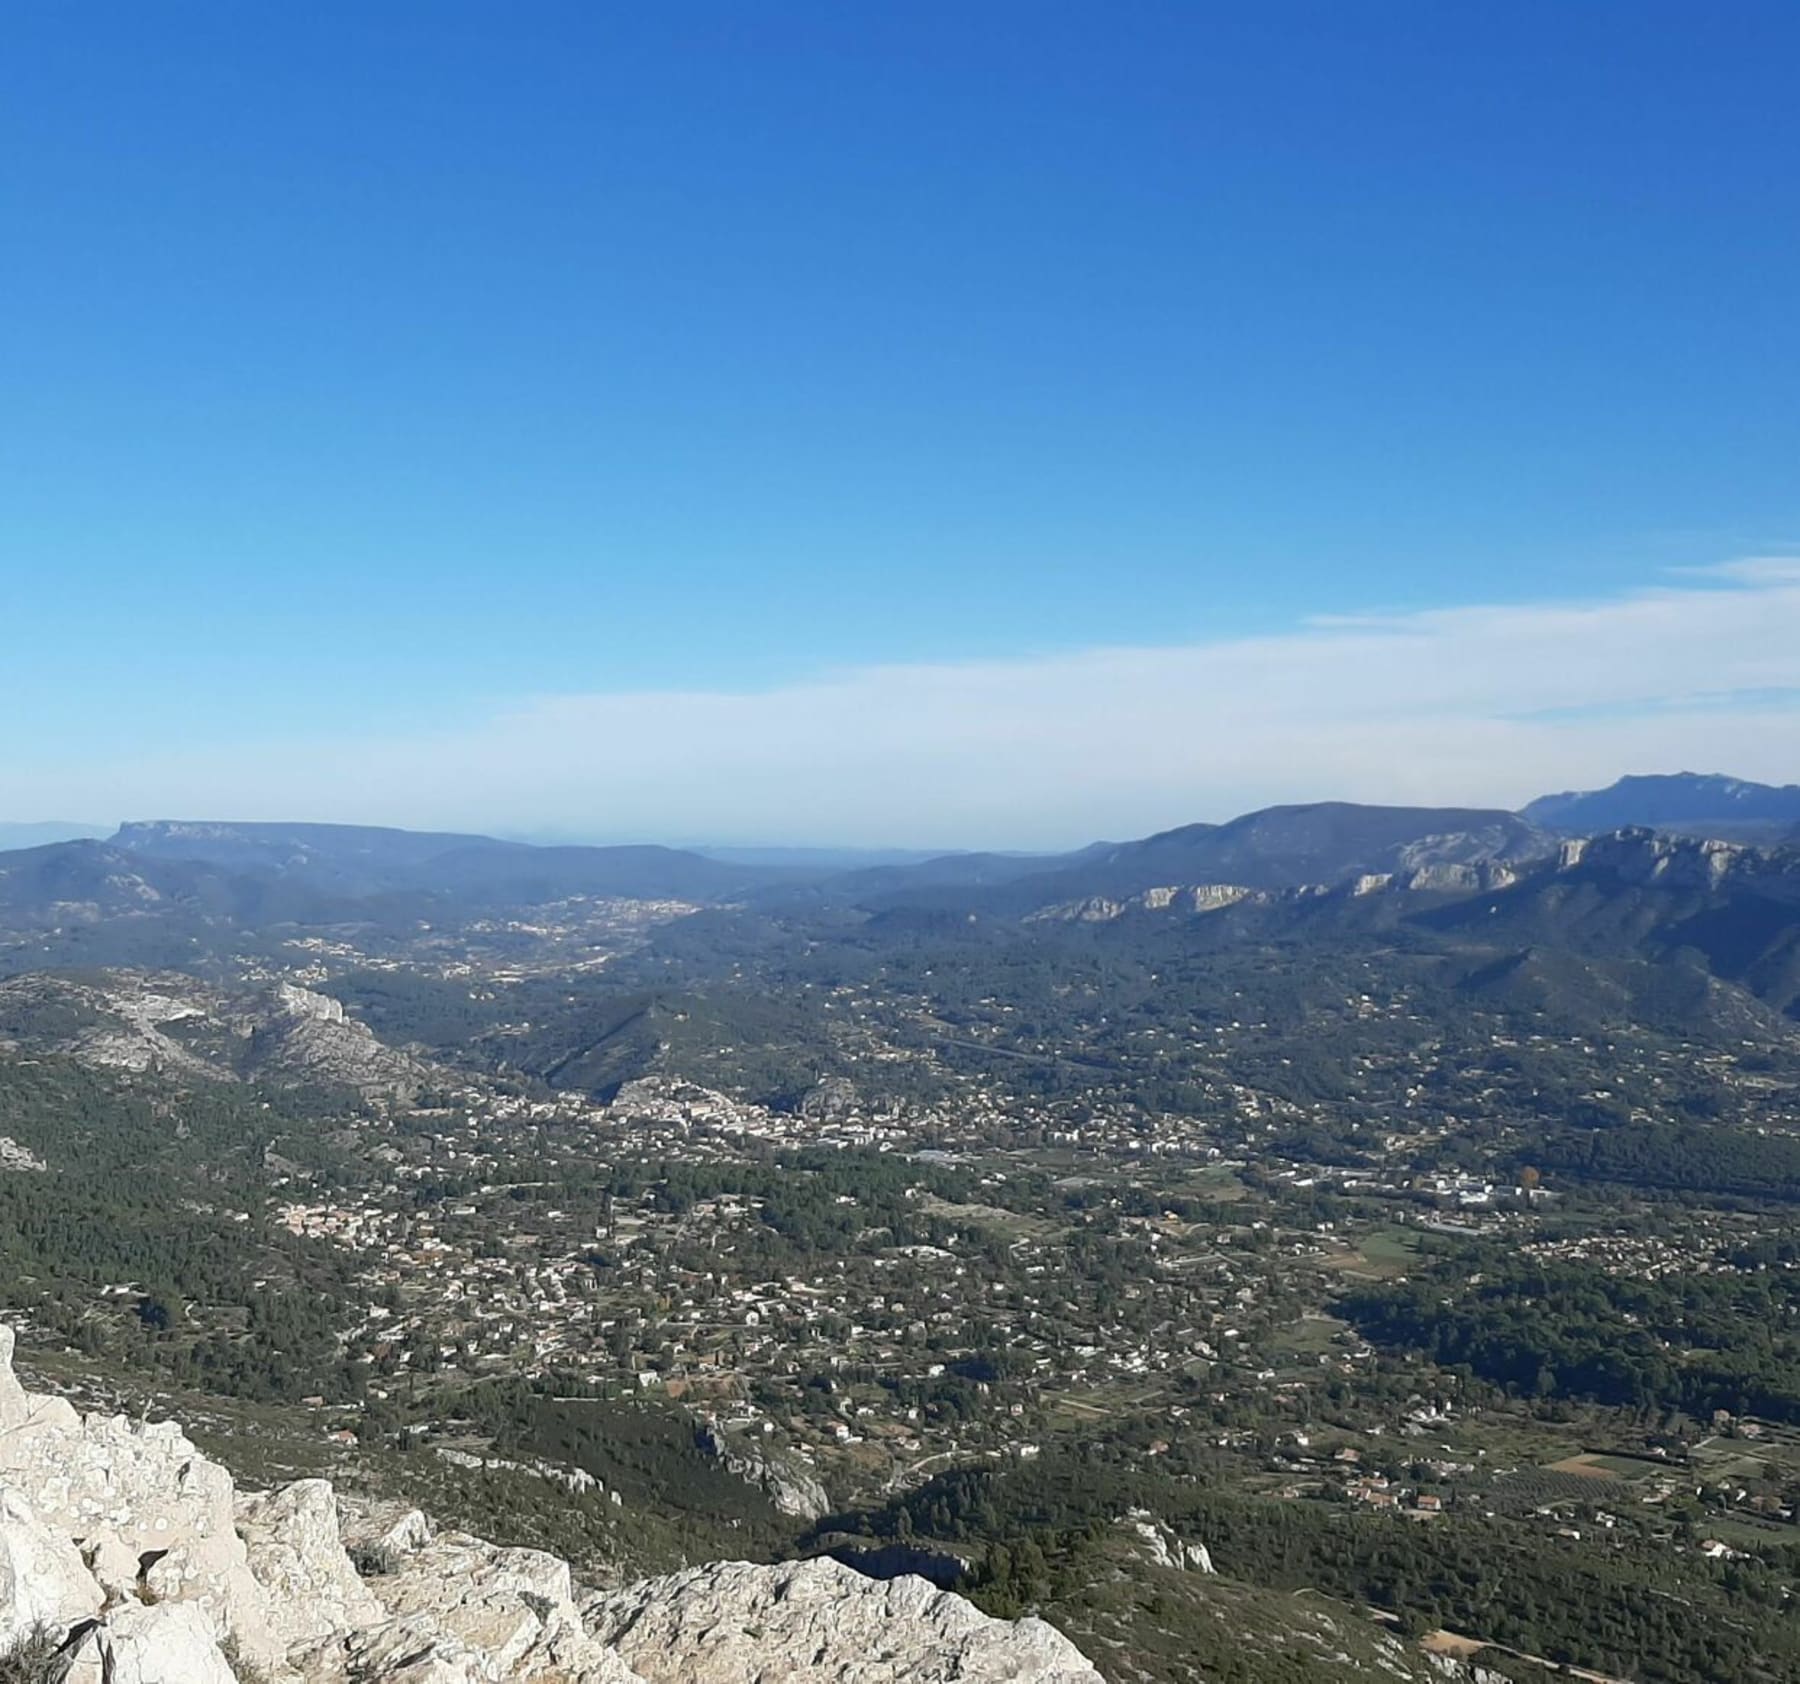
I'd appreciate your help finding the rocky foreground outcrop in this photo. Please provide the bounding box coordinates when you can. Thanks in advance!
[0,1328,1103,1683]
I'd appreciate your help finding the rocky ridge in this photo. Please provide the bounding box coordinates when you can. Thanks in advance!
[1025,865,1521,925]
[1523,771,1800,838]
[0,971,425,1102]
[0,1328,1104,1683]
[1026,826,1800,925]
[694,1422,831,1522]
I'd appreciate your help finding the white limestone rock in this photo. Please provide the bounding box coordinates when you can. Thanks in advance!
[0,1330,1106,1684]
[343,1611,646,1684]
[0,1485,103,1650]
[1124,1509,1215,1574]
[0,1333,284,1674]
[354,1530,620,1681]
[338,1495,434,1560]
[341,1616,499,1684]
[0,1325,79,1437]
[236,1478,385,1656]
[582,1557,1107,1684]
[276,982,348,1025]
[269,983,422,1100]
[81,1527,145,1603]
[696,1423,831,1522]
[60,1599,240,1684]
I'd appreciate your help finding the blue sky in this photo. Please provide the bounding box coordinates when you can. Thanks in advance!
[4,2,1798,842]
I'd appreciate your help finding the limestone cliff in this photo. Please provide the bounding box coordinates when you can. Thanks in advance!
[0,971,426,1102]
[0,1328,1103,1684]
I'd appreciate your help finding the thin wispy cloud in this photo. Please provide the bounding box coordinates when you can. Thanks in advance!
[10,561,1800,848]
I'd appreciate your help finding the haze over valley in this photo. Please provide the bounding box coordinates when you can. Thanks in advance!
[7,3,1800,1680]
[3,773,1800,1681]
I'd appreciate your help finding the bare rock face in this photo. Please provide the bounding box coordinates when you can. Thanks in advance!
[236,1479,386,1656]
[0,1327,55,1431]
[337,1494,434,1560]
[696,1422,831,1522]
[0,1327,1104,1684]
[265,982,425,1101]
[582,1557,1107,1684]
[60,1600,241,1684]
[1122,1509,1214,1575]
[0,969,429,1101]
[798,1075,858,1122]
[345,1529,621,1682]
[0,1328,283,1673]
[0,1486,103,1649]
[1027,883,1266,923]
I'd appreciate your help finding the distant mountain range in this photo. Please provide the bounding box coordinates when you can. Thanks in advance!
[0,772,1794,895]
[1524,772,1800,841]
[112,818,782,901]
[816,804,1552,922]
[0,780,1794,977]
[0,822,804,973]
[1045,802,1547,894]
[0,820,106,851]
[2,797,1799,1106]
[1016,826,1800,1021]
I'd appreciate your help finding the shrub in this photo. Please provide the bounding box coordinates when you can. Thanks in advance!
[347,1540,401,1578]
[219,1634,275,1684]
[0,1628,64,1684]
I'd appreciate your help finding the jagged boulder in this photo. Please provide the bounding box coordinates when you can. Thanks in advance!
[338,1495,434,1562]
[342,1614,644,1684]
[582,1557,1107,1684]
[0,1330,284,1674]
[340,1617,506,1684]
[59,1600,240,1684]
[236,1479,385,1656]
[0,1326,76,1436]
[349,1530,632,1682]
[0,1486,102,1649]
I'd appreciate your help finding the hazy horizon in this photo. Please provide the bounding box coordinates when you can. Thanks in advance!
[6,749,1796,858]
[6,4,1797,846]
